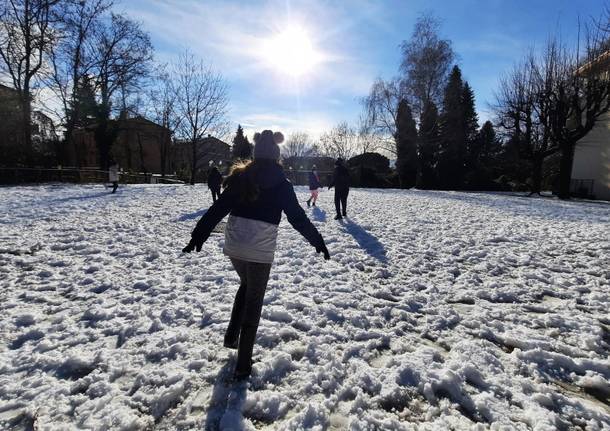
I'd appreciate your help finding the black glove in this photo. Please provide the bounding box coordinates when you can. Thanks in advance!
[182,237,203,253]
[316,243,330,260]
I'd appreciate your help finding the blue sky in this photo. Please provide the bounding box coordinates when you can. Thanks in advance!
[120,0,606,139]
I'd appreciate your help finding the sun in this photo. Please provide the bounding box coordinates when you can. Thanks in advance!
[263,27,320,77]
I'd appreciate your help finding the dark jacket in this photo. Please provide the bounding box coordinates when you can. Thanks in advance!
[329,164,350,191]
[308,171,322,190]
[207,167,223,190]
[191,163,325,261]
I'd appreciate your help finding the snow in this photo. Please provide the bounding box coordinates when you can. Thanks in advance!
[1,184,609,430]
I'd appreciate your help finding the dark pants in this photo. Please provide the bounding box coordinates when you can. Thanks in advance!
[210,187,221,202]
[111,182,118,194]
[225,258,272,375]
[334,188,349,216]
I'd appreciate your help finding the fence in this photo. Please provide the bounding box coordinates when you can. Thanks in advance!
[0,167,183,185]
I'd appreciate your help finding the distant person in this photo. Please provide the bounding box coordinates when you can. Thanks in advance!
[108,162,119,194]
[207,165,223,203]
[306,165,322,207]
[328,158,350,220]
[182,129,330,381]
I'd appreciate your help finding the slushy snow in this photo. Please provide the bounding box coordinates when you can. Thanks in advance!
[0,184,609,430]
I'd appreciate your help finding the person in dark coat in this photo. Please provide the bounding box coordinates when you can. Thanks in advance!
[306,165,322,207]
[328,158,350,220]
[207,166,223,203]
[182,130,330,381]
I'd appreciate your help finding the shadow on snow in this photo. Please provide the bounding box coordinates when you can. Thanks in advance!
[49,191,117,204]
[204,359,247,431]
[311,206,326,222]
[176,208,208,222]
[342,219,388,263]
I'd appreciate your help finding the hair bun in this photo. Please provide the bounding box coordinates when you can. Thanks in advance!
[273,131,284,144]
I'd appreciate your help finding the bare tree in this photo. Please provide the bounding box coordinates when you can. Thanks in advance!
[400,12,455,118]
[599,4,610,33]
[320,122,357,160]
[174,50,229,185]
[283,131,312,159]
[145,65,181,176]
[0,0,60,161]
[548,27,610,198]
[355,112,381,154]
[89,12,153,168]
[494,25,610,198]
[362,77,401,155]
[44,0,112,166]
[493,53,558,195]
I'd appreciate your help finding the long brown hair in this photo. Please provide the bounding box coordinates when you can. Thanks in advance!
[223,159,282,203]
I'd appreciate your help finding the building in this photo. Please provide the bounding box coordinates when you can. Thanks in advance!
[70,114,172,174]
[0,84,59,166]
[173,135,232,181]
[570,51,610,200]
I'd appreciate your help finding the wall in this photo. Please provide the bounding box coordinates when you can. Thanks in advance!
[571,110,610,200]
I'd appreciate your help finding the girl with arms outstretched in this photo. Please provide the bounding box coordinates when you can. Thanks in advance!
[183,130,330,380]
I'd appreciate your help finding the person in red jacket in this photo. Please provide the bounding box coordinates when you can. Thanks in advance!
[183,130,330,381]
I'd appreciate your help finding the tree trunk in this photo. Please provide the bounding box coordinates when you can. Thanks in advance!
[557,143,575,200]
[137,132,145,173]
[64,122,81,168]
[20,95,33,164]
[190,140,196,185]
[530,155,543,195]
[160,136,166,177]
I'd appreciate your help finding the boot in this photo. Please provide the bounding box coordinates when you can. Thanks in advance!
[306,198,311,207]
[223,335,239,350]
[334,214,343,220]
[234,325,258,380]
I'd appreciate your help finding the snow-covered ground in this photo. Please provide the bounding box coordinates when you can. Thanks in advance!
[0,184,609,430]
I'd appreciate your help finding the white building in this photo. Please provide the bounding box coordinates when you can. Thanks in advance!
[570,51,610,200]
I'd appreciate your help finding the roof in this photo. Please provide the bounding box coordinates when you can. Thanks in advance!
[576,50,610,76]
[75,115,170,132]
[0,83,17,92]
[176,136,231,150]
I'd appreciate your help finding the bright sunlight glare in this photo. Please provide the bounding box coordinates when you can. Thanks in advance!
[263,27,320,77]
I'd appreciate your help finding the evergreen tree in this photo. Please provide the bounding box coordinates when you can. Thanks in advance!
[437,65,466,189]
[465,120,502,190]
[417,101,439,189]
[68,77,99,129]
[395,99,418,188]
[231,125,252,159]
[462,82,479,158]
[476,121,499,168]
[461,81,479,186]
